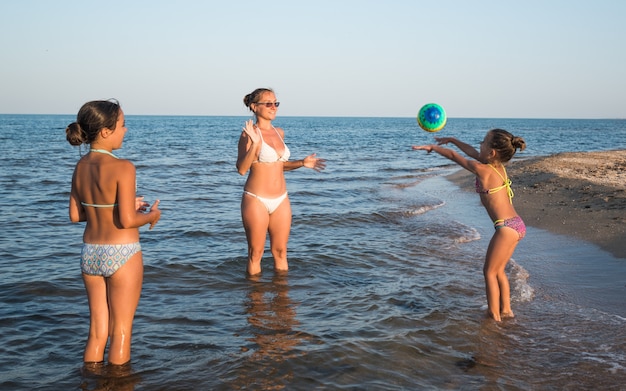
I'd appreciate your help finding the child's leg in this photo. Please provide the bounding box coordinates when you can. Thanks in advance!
[107,253,143,365]
[82,274,109,362]
[484,228,518,321]
[498,268,513,317]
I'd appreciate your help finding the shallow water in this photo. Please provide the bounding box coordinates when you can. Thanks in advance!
[0,115,625,390]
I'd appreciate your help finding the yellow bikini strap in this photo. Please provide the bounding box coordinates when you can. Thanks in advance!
[488,164,514,204]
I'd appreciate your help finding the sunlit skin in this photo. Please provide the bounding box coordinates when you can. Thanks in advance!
[413,131,522,321]
[69,109,161,364]
[236,91,325,275]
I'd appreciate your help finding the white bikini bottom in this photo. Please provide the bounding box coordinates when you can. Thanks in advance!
[243,191,288,214]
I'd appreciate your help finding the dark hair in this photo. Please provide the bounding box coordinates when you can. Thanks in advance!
[489,128,526,163]
[65,99,121,146]
[243,88,274,111]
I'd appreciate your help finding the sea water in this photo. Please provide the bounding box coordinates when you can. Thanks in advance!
[0,115,625,390]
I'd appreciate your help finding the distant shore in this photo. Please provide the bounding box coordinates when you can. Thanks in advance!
[447,150,626,259]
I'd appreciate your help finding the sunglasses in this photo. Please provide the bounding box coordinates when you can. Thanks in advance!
[255,102,280,108]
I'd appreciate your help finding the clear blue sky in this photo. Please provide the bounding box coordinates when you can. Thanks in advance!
[1,0,625,118]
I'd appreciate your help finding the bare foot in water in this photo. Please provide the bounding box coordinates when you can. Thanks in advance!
[486,310,514,322]
[486,310,501,322]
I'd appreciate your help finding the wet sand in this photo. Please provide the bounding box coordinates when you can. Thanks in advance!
[447,150,626,259]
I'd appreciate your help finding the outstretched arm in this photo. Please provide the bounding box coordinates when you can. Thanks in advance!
[284,153,327,172]
[434,137,480,160]
[412,144,480,174]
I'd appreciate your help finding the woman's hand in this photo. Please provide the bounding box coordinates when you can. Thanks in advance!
[242,120,260,143]
[303,153,327,172]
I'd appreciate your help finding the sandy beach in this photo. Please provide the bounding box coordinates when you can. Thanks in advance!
[447,150,626,259]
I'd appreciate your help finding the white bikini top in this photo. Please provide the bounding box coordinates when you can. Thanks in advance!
[255,126,290,163]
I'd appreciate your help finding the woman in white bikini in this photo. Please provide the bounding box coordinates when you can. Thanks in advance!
[237,88,326,276]
[66,100,161,366]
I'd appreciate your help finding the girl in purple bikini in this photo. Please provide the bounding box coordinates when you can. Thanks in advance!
[413,129,526,322]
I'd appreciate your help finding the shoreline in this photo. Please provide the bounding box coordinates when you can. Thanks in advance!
[447,150,626,259]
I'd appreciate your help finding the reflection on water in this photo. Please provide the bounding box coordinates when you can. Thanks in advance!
[234,273,307,389]
[80,362,141,391]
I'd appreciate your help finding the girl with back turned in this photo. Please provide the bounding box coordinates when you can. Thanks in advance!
[66,100,161,365]
[413,129,526,322]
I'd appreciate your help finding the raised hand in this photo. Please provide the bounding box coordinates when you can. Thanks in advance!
[434,137,454,145]
[242,119,260,143]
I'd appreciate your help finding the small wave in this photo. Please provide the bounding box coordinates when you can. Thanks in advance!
[405,201,446,216]
[452,227,482,244]
[387,174,437,189]
[376,201,446,223]
[418,221,482,247]
[508,259,535,303]
[581,348,626,375]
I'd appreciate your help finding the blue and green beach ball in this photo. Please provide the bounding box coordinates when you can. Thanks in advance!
[417,103,447,132]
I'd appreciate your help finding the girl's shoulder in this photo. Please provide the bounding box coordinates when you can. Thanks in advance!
[112,158,136,173]
[93,157,136,177]
[467,158,487,171]
[472,161,496,177]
